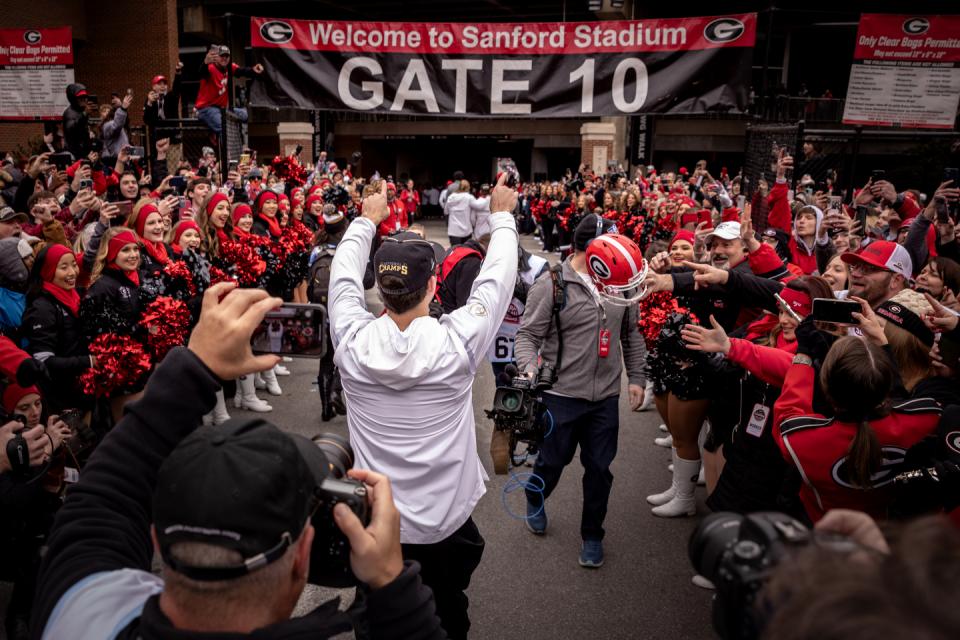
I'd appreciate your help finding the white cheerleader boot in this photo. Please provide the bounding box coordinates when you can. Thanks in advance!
[212,390,231,425]
[654,433,673,448]
[262,366,283,396]
[637,380,654,411]
[651,455,700,518]
[238,375,272,412]
[647,449,681,506]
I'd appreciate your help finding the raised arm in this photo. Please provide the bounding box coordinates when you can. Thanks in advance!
[445,175,519,369]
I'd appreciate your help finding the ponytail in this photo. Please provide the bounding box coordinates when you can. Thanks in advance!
[847,418,881,489]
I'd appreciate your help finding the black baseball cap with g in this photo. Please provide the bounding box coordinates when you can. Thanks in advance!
[374,237,437,295]
[153,418,329,581]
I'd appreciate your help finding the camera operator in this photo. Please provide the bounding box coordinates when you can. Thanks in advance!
[33,283,444,640]
[328,174,519,639]
[514,214,648,568]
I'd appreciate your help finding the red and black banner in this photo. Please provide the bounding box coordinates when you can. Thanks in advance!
[249,14,756,118]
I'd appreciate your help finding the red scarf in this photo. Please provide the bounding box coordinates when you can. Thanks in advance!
[217,228,232,244]
[42,281,80,316]
[142,239,170,265]
[258,213,282,238]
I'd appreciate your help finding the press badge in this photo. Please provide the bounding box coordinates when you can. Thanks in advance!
[64,467,79,484]
[745,404,770,437]
[598,328,611,358]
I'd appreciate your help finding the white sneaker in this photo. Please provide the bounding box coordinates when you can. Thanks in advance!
[274,365,291,376]
[654,433,673,448]
[692,574,715,590]
[658,423,668,433]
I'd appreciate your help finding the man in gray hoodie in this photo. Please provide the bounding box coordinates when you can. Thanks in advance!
[514,214,647,569]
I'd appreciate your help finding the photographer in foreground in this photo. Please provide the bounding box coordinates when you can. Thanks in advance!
[329,173,519,639]
[32,283,443,640]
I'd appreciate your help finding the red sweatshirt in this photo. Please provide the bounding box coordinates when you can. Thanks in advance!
[772,362,940,522]
[727,337,794,387]
[377,199,408,237]
[767,180,821,274]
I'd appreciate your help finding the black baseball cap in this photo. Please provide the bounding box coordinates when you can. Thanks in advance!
[374,237,437,295]
[153,418,329,581]
[573,214,617,251]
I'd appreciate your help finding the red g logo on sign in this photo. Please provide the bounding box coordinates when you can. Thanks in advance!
[260,20,294,44]
[902,18,930,35]
[23,30,41,45]
[703,18,745,44]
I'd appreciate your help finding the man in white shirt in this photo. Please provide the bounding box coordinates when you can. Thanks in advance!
[329,174,519,639]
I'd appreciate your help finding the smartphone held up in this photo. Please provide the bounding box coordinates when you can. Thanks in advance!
[251,303,327,358]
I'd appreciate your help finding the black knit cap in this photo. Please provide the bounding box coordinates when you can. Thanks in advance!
[153,418,329,581]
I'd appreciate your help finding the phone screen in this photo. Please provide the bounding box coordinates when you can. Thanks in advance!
[114,201,134,218]
[812,298,860,325]
[252,303,327,358]
[169,176,186,192]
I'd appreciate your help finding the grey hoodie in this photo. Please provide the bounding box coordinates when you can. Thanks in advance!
[515,258,647,401]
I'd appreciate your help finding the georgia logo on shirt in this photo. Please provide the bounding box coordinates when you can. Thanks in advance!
[830,446,907,489]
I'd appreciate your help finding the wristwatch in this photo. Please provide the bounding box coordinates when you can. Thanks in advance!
[792,354,813,366]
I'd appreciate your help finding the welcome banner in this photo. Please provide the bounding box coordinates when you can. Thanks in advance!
[250,14,756,117]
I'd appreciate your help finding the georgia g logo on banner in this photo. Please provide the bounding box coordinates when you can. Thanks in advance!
[901,17,930,35]
[703,18,745,44]
[260,20,294,44]
[23,30,41,44]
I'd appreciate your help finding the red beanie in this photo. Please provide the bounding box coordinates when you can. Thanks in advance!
[131,203,160,238]
[4,383,39,414]
[40,244,74,282]
[173,220,201,247]
[205,192,230,217]
[232,203,253,227]
[305,194,323,214]
[669,229,696,249]
[107,230,139,263]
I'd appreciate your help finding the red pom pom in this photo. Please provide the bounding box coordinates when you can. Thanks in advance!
[79,333,151,397]
[140,296,191,361]
[162,260,197,297]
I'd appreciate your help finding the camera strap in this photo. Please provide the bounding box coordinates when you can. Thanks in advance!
[549,263,566,370]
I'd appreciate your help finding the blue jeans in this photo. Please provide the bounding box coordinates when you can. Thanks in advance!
[526,393,620,541]
[196,106,248,135]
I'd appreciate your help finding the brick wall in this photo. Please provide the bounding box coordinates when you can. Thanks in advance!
[0,0,178,156]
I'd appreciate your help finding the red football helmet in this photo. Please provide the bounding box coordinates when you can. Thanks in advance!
[585,234,650,305]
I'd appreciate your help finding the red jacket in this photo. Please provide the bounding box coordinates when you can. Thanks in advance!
[727,337,794,387]
[767,180,821,274]
[773,362,940,522]
[377,200,408,237]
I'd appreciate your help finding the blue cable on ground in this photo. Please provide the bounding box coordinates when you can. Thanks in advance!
[501,467,546,520]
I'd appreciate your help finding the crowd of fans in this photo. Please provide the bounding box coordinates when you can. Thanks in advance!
[0,55,957,640]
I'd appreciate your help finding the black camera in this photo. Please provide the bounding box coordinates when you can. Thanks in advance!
[307,432,370,587]
[324,184,350,207]
[486,362,556,474]
[689,512,857,639]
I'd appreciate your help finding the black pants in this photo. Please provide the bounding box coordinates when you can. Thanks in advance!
[526,394,620,541]
[540,217,556,251]
[401,517,485,640]
[449,234,471,246]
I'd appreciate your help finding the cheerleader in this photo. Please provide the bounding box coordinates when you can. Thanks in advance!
[22,244,91,414]
[127,200,172,276]
[169,220,202,254]
[81,228,144,422]
[644,229,713,518]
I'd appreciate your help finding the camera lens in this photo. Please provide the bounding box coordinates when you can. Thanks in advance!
[688,512,744,583]
[311,433,354,479]
[500,390,523,412]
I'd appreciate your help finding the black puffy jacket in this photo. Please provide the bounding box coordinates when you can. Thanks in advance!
[62,83,90,160]
[22,291,91,412]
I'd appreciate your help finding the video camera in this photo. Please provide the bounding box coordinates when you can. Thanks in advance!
[689,511,859,640]
[306,433,371,587]
[486,363,556,474]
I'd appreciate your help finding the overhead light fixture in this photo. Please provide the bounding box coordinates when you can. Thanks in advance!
[611,0,625,7]
[588,0,603,11]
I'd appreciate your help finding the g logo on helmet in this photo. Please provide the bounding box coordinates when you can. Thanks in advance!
[902,17,930,35]
[260,20,294,44]
[23,30,41,45]
[589,255,611,281]
[946,430,960,456]
[703,18,745,44]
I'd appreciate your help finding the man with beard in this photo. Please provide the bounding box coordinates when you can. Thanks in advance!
[840,240,911,308]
